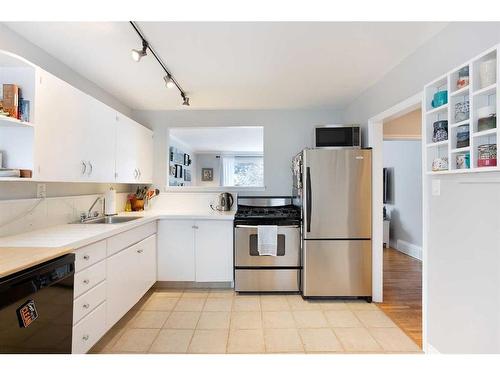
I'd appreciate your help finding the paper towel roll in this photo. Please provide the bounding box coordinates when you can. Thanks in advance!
[104,187,117,216]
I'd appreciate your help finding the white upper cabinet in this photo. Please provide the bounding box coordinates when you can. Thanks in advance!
[115,113,153,184]
[1,50,153,184]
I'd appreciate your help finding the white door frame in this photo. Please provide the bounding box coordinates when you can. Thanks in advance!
[367,91,426,348]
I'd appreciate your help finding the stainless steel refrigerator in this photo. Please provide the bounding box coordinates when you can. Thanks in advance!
[292,148,372,300]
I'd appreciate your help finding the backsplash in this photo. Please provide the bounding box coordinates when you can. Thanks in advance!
[148,192,237,212]
[0,193,129,238]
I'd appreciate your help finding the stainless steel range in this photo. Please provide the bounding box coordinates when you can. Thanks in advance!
[234,197,301,292]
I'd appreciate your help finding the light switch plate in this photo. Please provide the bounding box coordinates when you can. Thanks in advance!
[37,183,46,198]
[432,179,441,196]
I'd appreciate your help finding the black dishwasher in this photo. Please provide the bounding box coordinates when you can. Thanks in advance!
[0,254,75,354]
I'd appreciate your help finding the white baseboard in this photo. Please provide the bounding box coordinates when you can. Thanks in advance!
[425,343,440,354]
[390,239,422,260]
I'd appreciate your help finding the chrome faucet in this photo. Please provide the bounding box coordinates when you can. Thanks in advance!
[80,197,104,223]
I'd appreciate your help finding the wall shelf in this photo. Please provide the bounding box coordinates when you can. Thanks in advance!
[424,45,499,175]
[0,116,34,128]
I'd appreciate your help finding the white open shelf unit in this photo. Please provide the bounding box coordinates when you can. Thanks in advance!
[0,51,37,175]
[424,45,499,175]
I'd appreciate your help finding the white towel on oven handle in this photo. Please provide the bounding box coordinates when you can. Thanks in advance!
[257,225,278,256]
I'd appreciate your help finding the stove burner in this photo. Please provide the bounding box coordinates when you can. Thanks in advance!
[235,204,301,220]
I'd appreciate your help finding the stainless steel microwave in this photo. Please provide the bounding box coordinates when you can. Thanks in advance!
[315,125,361,148]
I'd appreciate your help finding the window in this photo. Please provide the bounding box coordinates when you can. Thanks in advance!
[222,155,264,187]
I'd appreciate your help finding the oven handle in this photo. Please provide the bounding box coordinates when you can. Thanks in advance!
[235,225,300,229]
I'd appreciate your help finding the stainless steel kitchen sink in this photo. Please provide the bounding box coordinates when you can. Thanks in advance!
[75,216,143,224]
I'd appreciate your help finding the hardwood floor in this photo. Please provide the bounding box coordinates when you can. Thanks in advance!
[376,247,422,348]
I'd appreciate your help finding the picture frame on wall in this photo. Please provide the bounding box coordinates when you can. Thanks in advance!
[175,164,183,179]
[183,153,191,166]
[201,168,213,181]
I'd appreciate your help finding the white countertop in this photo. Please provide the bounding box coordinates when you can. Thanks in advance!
[0,209,235,249]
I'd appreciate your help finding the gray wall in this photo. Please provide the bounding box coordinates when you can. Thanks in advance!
[383,140,422,249]
[132,109,344,195]
[0,24,134,200]
[344,22,500,353]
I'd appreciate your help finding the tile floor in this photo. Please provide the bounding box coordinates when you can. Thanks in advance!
[90,288,422,354]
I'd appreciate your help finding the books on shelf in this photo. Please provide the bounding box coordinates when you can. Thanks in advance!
[0,83,30,123]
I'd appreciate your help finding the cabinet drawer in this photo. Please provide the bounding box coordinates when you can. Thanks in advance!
[74,260,106,298]
[107,221,156,256]
[73,281,106,324]
[74,240,106,272]
[72,302,106,354]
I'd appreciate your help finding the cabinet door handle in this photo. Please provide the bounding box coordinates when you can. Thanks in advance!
[133,169,138,179]
[81,161,87,175]
[137,249,144,253]
[82,334,89,341]
[83,255,90,260]
[83,279,90,284]
[192,225,199,229]
[87,161,93,176]
[82,303,90,309]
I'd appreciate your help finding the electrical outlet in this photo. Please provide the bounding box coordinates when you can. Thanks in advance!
[37,183,46,198]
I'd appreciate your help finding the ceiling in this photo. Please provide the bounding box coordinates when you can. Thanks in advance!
[5,22,448,111]
[170,127,263,153]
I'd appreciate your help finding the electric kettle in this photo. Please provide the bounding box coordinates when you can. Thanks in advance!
[213,192,234,211]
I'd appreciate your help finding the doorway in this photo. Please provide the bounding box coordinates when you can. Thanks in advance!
[368,92,426,350]
[379,109,423,347]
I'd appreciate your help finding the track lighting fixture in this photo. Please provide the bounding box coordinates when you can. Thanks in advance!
[163,75,175,89]
[129,21,190,106]
[131,40,148,62]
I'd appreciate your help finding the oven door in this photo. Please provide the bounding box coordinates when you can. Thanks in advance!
[234,225,300,267]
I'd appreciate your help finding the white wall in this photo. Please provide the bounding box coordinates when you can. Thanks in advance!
[132,109,344,195]
[383,140,422,255]
[344,22,500,353]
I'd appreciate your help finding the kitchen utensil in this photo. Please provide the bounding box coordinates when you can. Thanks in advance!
[432,120,448,142]
[431,90,448,108]
[479,58,496,88]
[432,157,448,171]
[212,192,234,211]
[456,153,470,169]
[477,144,497,167]
[456,124,470,148]
[454,100,469,122]
[457,66,469,89]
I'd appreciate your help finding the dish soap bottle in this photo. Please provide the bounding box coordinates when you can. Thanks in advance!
[125,194,132,212]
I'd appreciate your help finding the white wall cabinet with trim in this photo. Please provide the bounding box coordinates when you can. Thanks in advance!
[35,70,117,182]
[0,49,153,184]
[157,219,234,283]
[115,113,153,183]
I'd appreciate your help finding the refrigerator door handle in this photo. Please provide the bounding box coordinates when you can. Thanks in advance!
[306,166,311,233]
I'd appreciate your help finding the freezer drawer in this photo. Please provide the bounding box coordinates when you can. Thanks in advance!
[235,269,300,292]
[302,240,372,297]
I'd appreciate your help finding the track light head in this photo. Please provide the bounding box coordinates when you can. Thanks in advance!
[163,75,175,89]
[182,96,190,106]
[131,40,148,62]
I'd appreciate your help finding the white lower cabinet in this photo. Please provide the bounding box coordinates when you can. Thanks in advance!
[70,223,157,353]
[106,234,157,329]
[195,220,234,282]
[72,302,106,354]
[157,219,233,283]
